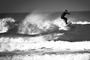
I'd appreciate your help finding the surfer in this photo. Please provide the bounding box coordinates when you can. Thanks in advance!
[61,10,70,24]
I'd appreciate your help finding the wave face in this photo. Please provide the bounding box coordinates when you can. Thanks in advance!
[18,12,69,35]
[0,18,15,33]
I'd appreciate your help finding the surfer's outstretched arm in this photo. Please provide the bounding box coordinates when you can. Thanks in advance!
[66,12,70,15]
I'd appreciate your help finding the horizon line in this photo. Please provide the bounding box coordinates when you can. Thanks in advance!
[0,10,90,13]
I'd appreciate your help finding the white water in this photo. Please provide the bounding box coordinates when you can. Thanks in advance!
[0,36,90,52]
[72,21,90,25]
[0,14,90,60]
[0,18,15,33]
[18,12,69,35]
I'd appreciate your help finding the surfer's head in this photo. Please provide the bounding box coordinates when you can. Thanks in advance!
[65,10,68,12]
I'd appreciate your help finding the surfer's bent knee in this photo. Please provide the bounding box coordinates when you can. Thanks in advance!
[61,17,64,19]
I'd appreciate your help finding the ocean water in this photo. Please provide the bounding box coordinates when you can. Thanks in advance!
[0,11,90,41]
[0,11,90,22]
[68,11,90,22]
[0,11,90,60]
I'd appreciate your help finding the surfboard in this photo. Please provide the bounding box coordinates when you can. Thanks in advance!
[67,21,72,26]
[63,21,72,30]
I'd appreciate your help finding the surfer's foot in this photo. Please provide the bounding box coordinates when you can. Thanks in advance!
[66,23,68,24]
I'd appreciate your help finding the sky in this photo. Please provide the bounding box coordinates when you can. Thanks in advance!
[0,0,90,13]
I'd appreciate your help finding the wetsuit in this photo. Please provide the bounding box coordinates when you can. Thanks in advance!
[61,11,70,24]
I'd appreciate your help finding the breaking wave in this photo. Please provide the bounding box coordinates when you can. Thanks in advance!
[18,12,69,35]
[0,18,15,33]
